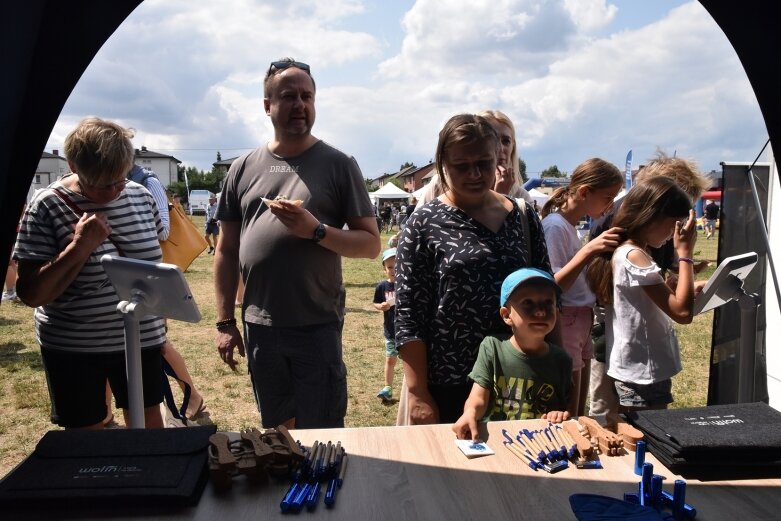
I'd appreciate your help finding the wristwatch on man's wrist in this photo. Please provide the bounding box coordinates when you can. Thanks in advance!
[312,222,326,243]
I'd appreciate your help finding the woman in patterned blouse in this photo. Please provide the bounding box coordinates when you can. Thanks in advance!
[394,114,552,425]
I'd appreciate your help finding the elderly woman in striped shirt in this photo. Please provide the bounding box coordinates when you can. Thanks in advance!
[14,117,167,429]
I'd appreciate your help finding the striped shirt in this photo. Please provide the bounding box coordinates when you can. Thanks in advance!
[13,176,166,353]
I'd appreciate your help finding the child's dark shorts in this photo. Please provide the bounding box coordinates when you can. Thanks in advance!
[384,337,398,357]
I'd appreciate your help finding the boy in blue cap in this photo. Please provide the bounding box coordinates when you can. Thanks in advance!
[373,248,397,402]
[453,267,572,440]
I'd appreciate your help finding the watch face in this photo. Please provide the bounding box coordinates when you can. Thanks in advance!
[314,223,326,241]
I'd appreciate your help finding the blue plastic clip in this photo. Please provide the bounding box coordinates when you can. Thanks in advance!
[672,479,686,519]
[662,489,697,519]
[639,462,653,506]
[634,440,646,476]
[650,475,664,509]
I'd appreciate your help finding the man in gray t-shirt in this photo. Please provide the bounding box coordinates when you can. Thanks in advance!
[214,58,380,429]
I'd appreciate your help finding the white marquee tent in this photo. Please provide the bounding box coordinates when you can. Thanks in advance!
[369,182,413,203]
[527,188,550,205]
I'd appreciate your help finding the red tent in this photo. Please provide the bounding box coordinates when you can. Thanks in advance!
[702,190,722,201]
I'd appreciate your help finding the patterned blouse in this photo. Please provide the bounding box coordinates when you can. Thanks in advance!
[394,197,551,386]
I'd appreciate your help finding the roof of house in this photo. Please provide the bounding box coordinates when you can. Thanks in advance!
[213,156,239,167]
[41,151,65,159]
[135,146,181,163]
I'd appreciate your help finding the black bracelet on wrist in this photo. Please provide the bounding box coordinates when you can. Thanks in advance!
[216,318,237,331]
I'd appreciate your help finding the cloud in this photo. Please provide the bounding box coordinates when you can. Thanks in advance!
[46,0,767,181]
[369,0,765,175]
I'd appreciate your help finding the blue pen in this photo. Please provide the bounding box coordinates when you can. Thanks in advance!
[337,454,348,487]
[320,442,333,476]
[314,443,326,479]
[324,477,338,507]
[503,441,539,471]
[291,482,310,512]
[517,433,546,462]
[512,433,541,463]
[543,428,564,460]
[280,482,300,512]
[525,429,555,461]
[553,424,578,459]
[306,481,322,511]
[533,429,558,461]
[546,426,568,458]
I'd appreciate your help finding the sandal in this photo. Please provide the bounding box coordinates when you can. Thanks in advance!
[186,396,207,421]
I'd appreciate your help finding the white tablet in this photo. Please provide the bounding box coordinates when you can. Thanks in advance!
[100,255,201,323]
[693,252,758,315]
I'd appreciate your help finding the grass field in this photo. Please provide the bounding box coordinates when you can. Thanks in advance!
[0,216,719,477]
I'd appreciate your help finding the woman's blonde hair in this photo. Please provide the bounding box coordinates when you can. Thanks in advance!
[586,176,692,304]
[477,109,520,174]
[64,117,135,186]
[436,114,498,193]
[540,158,623,218]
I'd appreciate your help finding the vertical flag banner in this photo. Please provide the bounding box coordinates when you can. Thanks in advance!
[624,149,633,190]
[183,168,192,215]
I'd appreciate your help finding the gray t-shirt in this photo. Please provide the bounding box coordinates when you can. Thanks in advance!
[217,141,374,327]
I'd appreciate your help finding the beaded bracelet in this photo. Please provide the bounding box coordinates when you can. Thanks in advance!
[216,318,237,331]
[678,257,694,264]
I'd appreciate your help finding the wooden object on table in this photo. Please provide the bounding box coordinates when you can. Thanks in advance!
[607,415,643,452]
[562,420,594,458]
[579,416,624,456]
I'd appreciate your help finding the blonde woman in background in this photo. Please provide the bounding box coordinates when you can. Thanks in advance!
[415,110,533,209]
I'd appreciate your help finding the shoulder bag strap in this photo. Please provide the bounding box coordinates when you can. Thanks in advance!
[517,198,531,266]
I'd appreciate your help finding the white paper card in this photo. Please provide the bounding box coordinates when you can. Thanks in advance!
[455,439,495,458]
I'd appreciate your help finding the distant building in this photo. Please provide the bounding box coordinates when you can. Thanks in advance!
[212,156,239,174]
[134,146,181,187]
[29,150,69,200]
[375,162,435,192]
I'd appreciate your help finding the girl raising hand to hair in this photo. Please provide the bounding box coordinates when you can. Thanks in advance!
[540,158,624,416]
[587,177,696,411]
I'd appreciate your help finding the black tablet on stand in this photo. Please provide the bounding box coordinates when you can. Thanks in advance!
[101,255,201,427]
[693,252,758,402]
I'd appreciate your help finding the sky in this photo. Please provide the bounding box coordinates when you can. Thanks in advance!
[46,0,769,180]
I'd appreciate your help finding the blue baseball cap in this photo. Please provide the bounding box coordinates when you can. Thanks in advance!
[382,248,397,263]
[500,267,561,306]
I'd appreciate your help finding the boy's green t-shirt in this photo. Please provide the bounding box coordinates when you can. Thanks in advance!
[469,336,572,421]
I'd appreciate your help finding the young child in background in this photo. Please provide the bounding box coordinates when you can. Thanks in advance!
[587,177,696,411]
[540,158,624,416]
[453,268,572,441]
[204,194,219,254]
[373,248,398,402]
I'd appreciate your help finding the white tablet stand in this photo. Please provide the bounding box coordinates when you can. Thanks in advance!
[101,255,201,428]
[693,252,759,402]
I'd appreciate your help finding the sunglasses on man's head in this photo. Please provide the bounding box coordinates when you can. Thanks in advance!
[267,61,311,75]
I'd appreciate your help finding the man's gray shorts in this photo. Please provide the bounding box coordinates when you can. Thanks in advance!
[245,321,347,429]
